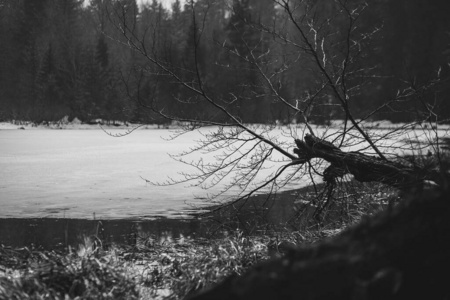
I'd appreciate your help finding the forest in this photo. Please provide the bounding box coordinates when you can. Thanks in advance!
[1,0,449,125]
[2,1,450,299]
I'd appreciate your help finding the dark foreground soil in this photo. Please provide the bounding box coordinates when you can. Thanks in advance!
[188,186,450,300]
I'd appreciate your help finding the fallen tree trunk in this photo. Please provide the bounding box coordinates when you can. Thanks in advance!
[187,186,450,300]
[293,134,438,189]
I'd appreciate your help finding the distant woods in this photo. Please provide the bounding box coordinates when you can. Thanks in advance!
[0,0,449,124]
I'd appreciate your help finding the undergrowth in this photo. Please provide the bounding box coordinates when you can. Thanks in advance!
[0,246,138,300]
[0,233,272,300]
[0,182,398,300]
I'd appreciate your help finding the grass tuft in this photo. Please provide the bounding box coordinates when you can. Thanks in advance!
[0,245,138,300]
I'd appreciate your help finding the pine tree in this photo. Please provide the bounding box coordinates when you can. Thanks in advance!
[224,0,273,123]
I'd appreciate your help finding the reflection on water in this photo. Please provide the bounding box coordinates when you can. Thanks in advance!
[0,187,324,249]
[0,218,204,250]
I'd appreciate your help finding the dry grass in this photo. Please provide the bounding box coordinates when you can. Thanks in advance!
[0,181,400,300]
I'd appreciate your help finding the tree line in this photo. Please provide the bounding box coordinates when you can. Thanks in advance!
[0,0,449,124]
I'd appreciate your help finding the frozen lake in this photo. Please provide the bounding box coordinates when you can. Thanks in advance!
[1,122,447,219]
[0,129,231,219]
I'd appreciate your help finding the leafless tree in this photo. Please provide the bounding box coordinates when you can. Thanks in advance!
[108,0,449,221]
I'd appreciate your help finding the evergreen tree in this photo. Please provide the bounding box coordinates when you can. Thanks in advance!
[96,35,109,69]
[224,0,273,123]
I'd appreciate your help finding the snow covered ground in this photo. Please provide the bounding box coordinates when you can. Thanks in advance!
[1,120,448,219]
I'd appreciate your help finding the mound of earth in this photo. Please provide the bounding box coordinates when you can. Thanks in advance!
[188,186,450,300]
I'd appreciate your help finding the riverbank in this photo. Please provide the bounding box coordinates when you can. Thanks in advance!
[0,185,319,250]
[0,218,330,300]
[0,181,395,299]
[0,179,393,250]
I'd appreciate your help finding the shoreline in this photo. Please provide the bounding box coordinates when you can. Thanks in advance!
[195,183,325,216]
[0,184,324,249]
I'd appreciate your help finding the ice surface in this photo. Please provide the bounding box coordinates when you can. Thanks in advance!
[0,128,220,219]
[1,121,448,219]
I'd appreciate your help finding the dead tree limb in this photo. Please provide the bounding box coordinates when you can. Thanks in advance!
[293,134,438,190]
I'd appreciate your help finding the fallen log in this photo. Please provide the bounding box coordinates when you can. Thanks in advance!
[187,186,450,300]
[293,134,439,189]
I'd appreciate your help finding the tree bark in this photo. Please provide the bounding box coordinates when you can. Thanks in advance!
[293,134,437,190]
